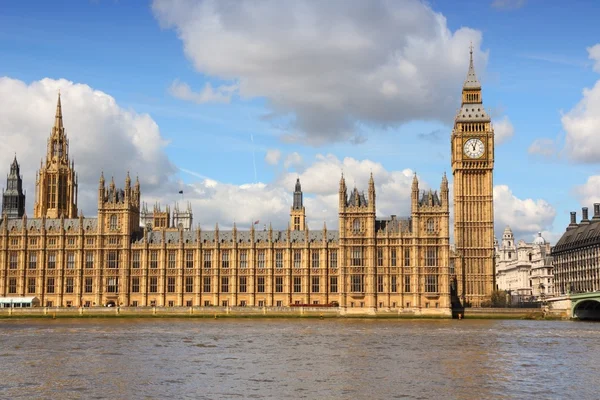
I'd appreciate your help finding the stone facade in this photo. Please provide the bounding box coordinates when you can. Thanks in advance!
[495,226,553,302]
[0,94,453,315]
[552,205,600,295]
[451,47,495,306]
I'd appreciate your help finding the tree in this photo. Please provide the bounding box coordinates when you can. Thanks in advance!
[481,290,508,308]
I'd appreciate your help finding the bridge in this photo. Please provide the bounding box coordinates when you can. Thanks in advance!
[571,292,600,320]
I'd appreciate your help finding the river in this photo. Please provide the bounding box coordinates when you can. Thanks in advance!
[0,319,597,399]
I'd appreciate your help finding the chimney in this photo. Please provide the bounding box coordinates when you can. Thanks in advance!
[581,207,590,224]
[593,203,600,220]
[567,211,578,231]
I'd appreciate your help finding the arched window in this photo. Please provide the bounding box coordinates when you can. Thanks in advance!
[352,218,361,233]
[528,253,532,262]
[110,215,118,231]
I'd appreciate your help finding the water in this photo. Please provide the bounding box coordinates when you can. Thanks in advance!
[0,319,598,399]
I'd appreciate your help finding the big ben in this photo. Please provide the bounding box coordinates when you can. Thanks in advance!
[451,47,495,307]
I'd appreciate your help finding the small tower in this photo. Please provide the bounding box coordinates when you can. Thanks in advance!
[290,178,306,231]
[34,92,78,218]
[1,154,26,219]
[172,201,193,231]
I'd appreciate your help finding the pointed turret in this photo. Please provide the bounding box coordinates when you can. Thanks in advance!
[368,172,375,210]
[54,91,64,132]
[411,173,419,213]
[441,172,449,207]
[463,44,481,90]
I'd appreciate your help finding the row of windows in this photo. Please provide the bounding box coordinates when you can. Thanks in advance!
[6,275,440,295]
[3,247,442,270]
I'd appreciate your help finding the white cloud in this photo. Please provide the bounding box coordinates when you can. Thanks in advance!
[528,138,556,157]
[168,79,237,104]
[560,44,600,163]
[588,43,600,73]
[561,80,600,162]
[0,77,177,216]
[493,185,556,241]
[493,116,514,144]
[152,0,487,144]
[573,175,600,207]
[264,149,281,166]
[283,152,304,170]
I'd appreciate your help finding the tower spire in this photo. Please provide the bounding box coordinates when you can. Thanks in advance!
[464,43,481,89]
[54,91,63,131]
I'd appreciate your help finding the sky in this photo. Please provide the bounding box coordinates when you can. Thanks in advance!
[1,0,600,245]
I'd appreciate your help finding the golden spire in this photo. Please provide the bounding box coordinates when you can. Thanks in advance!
[54,91,63,131]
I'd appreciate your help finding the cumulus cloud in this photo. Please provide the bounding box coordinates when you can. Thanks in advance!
[493,116,514,144]
[147,153,443,231]
[573,175,600,207]
[152,0,487,144]
[168,79,237,104]
[0,77,177,216]
[264,149,282,166]
[491,0,526,10]
[588,43,600,73]
[493,185,556,241]
[560,44,600,163]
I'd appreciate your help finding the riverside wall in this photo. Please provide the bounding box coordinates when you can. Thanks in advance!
[0,306,570,319]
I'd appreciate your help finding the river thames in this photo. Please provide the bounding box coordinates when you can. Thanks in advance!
[0,318,597,399]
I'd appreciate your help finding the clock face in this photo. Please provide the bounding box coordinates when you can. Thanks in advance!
[463,138,484,159]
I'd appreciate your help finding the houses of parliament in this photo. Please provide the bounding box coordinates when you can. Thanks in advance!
[0,51,494,312]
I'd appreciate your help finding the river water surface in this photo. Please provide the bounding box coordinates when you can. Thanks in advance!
[0,318,598,399]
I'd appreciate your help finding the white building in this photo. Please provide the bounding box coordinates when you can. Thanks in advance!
[495,226,554,303]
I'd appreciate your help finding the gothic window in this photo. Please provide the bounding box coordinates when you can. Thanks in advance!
[351,247,363,266]
[132,277,140,293]
[167,277,175,293]
[9,252,18,269]
[330,276,338,293]
[426,247,438,266]
[65,277,74,293]
[311,251,319,269]
[222,250,230,269]
[425,275,438,293]
[239,250,247,268]
[257,276,265,293]
[377,248,383,267]
[29,253,40,270]
[149,277,158,293]
[257,250,266,269]
[404,248,410,267]
[131,252,139,269]
[185,251,194,269]
[203,276,211,293]
[293,276,301,293]
[351,275,364,292]
[66,252,75,269]
[109,215,118,231]
[107,251,119,269]
[275,276,283,293]
[203,252,212,269]
[352,218,361,233]
[426,218,435,234]
[275,250,283,268]
[221,277,229,293]
[293,250,301,268]
[391,276,397,292]
[391,249,397,267]
[8,278,17,294]
[312,276,320,293]
[106,277,118,293]
[404,275,411,293]
[377,275,384,292]
[28,278,36,294]
[168,251,176,268]
[185,277,193,293]
[329,250,337,269]
[239,276,247,293]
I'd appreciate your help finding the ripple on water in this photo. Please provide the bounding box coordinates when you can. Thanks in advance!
[0,319,599,400]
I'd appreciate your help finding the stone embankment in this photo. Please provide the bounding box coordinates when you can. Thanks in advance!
[0,306,569,319]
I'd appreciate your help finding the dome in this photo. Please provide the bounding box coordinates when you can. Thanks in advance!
[533,232,546,245]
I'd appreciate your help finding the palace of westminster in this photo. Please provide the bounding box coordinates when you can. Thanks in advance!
[0,52,498,314]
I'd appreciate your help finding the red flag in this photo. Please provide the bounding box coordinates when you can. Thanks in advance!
[254,220,260,225]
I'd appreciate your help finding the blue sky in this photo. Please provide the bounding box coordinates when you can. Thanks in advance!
[1,0,600,242]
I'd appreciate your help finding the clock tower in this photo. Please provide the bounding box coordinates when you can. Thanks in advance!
[451,47,495,307]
